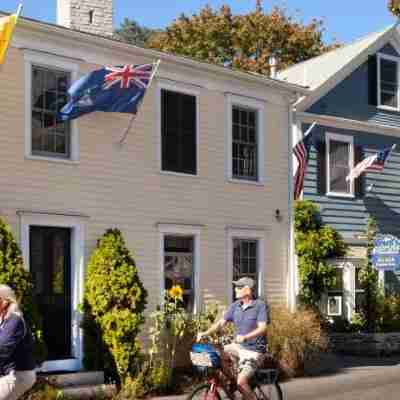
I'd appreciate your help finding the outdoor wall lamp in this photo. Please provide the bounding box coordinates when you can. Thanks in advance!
[275,209,282,221]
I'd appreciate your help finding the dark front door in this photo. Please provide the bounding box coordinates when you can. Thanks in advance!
[30,226,72,360]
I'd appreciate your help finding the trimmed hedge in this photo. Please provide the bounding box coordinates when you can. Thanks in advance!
[84,229,148,383]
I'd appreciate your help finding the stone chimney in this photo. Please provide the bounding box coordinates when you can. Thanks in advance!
[57,0,114,37]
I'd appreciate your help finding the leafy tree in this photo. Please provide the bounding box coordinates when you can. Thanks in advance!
[388,0,400,17]
[147,3,340,74]
[84,229,148,383]
[294,201,347,308]
[358,217,380,332]
[0,217,46,363]
[114,18,155,47]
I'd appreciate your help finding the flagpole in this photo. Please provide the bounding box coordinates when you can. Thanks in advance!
[118,59,161,144]
[16,4,23,19]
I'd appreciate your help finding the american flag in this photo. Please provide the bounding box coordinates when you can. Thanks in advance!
[346,144,396,182]
[293,123,316,200]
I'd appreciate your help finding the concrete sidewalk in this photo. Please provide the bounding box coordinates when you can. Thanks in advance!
[149,354,400,400]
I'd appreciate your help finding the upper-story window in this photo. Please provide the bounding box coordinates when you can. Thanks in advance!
[24,51,79,162]
[378,54,400,110]
[326,133,354,197]
[232,106,258,181]
[227,95,264,184]
[31,66,70,157]
[161,88,197,175]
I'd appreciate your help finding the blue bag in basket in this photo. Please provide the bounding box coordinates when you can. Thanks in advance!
[190,343,221,368]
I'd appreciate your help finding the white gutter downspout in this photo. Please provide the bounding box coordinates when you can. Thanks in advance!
[287,95,301,312]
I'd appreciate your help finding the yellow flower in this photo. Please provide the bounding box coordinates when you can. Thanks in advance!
[169,285,183,300]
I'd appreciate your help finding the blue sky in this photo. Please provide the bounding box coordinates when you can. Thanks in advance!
[0,0,397,44]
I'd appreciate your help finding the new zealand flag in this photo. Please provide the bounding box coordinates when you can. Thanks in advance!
[58,63,157,122]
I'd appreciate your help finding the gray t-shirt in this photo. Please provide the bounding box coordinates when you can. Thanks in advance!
[224,299,270,353]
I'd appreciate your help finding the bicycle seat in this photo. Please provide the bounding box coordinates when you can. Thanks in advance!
[255,368,279,384]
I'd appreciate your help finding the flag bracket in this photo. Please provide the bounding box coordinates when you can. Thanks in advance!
[118,59,161,145]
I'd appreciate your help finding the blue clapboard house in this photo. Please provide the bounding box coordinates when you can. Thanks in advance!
[279,24,400,320]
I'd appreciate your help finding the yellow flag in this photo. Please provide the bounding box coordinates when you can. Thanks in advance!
[0,13,18,65]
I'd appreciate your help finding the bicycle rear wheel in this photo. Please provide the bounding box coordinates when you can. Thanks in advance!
[254,382,283,400]
[186,383,223,400]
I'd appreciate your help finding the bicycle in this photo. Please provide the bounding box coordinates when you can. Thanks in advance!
[187,342,283,400]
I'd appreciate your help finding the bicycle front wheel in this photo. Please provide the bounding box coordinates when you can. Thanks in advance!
[254,382,283,400]
[186,383,223,400]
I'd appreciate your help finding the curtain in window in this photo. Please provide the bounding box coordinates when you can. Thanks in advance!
[329,140,350,193]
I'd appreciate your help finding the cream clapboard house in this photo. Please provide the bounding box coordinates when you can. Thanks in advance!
[0,0,306,372]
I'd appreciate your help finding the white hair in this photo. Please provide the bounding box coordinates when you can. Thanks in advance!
[0,284,23,319]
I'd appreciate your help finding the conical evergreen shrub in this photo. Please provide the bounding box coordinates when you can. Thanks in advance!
[0,217,46,363]
[84,229,148,383]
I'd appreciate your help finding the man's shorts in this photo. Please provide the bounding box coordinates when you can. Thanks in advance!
[223,342,266,379]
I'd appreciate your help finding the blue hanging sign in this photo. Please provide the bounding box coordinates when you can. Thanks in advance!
[371,234,400,272]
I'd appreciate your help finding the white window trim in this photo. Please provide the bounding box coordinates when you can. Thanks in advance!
[227,228,266,303]
[156,82,200,177]
[325,132,355,198]
[24,50,80,163]
[19,211,86,372]
[377,52,400,112]
[158,224,201,314]
[327,295,343,317]
[226,95,265,185]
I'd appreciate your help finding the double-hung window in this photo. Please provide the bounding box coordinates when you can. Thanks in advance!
[164,235,195,311]
[228,228,265,301]
[31,66,71,157]
[326,133,354,197]
[227,95,264,184]
[378,54,399,110]
[327,267,343,317]
[161,88,197,175]
[232,106,258,181]
[24,51,79,162]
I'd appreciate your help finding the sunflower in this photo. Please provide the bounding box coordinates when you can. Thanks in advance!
[169,285,183,300]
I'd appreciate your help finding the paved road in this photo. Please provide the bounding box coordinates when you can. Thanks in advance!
[283,364,400,400]
[152,358,400,400]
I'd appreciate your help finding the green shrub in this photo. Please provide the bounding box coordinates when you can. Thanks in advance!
[0,217,46,364]
[377,295,400,332]
[267,305,328,377]
[84,229,148,383]
[294,200,347,308]
[328,313,366,333]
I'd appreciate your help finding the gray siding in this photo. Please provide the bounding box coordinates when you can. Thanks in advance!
[308,44,400,128]
[303,124,400,240]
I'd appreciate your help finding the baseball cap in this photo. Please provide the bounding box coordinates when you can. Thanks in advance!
[233,277,255,289]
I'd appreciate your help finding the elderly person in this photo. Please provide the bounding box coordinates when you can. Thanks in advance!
[197,277,270,400]
[0,285,36,400]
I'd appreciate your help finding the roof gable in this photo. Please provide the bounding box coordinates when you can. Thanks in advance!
[278,24,399,111]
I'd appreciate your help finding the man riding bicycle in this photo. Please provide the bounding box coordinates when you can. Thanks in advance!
[197,277,270,400]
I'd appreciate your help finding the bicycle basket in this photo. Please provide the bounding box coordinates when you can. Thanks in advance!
[190,343,221,368]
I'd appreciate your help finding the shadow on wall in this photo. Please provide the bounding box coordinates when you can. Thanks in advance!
[364,195,400,236]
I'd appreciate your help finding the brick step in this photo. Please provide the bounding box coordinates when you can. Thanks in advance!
[41,371,105,388]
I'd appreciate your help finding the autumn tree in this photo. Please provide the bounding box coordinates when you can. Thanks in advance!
[388,0,400,17]
[114,18,155,47]
[147,3,339,75]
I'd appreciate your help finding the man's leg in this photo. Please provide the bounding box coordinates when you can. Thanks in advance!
[237,349,265,400]
[221,343,240,383]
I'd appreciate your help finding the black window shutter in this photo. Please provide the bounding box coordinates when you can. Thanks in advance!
[354,146,365,198]
[161,89,196,174]
[316,141,327,195]
[368,55,378,106]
